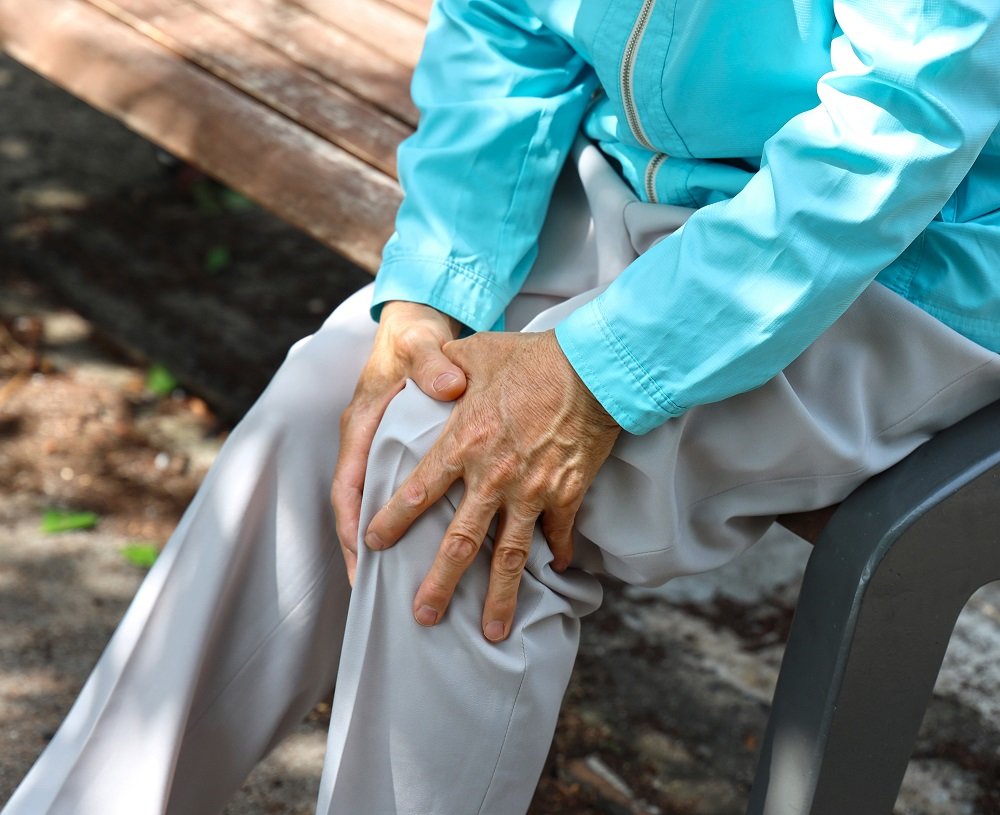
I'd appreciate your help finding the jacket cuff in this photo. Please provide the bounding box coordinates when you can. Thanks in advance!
[371,254,509,331]
[555,298,685,435]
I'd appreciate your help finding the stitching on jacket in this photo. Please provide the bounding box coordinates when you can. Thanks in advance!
[593,298,686,417]
[380,254,508,300]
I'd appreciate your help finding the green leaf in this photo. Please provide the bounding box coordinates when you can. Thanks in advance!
[40,509,100,534]
[121,542,160,569]
[220,188,255,212]
[203,245,231,274]
[146,364,179,396]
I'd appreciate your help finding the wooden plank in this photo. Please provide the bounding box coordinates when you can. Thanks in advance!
[0,0,400,271]
[292,0,428,69]
[89,0,411,176]
[189,0,420,125]
[381,0,432,21]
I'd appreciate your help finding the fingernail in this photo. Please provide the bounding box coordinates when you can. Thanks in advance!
[364,530,384,550]
[415,605,439,626]
[432,372,458,393]
[484,621,505,642]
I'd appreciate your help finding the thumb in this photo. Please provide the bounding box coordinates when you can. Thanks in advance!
[410,339,467,401]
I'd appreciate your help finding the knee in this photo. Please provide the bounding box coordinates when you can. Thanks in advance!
[365,382,453,491]
[352,382,457,589]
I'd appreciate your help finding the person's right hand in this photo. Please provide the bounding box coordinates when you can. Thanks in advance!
[331,300,466,583]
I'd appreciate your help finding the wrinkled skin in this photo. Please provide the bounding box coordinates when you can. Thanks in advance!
[331,301,620,642]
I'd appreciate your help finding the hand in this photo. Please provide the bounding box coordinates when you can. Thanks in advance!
[364,329,621,642]
[331,301,466,583]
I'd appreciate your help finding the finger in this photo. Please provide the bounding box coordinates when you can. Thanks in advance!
[413,494,498,626]
[541,505,578,572]
[482,509,537,642]
[440,336,474,369]
[406,333,466,401]
[364,440,461,550]
[339,538,357,587]
[331,389,399,557]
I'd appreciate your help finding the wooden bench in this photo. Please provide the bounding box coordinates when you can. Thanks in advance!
[0,0,428,273]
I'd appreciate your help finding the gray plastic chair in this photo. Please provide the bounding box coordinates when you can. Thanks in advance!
[746,398,1000,815]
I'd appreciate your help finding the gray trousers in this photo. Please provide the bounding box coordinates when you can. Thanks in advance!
[5,145,1000,815]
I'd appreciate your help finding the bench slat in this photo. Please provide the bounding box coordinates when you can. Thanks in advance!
[380,0,432,21]
[189,0,420,126]
[293,0,428,69]
[90,0,412,176]
[0,0,400,271]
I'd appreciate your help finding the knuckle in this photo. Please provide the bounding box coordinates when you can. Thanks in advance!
[395,325,431,359]
[336,523,356,551]
[551,487,582,511]
[443,532,478,564]
[494,546,528,576]
[457,412,497,449]
[330,477,357,511]
[436,444,462,476]
[491,453,521,484]
[421,577,454,605]
[477,466,517,500]
[338,406,354,433]
[398,479,427,510]
[570,473,589,499]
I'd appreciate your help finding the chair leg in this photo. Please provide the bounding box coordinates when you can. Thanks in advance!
[747,402,1000,815]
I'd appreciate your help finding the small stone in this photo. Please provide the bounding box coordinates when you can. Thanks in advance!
[563,755,660,815]
[636,730,696,770]
[17,185,90,212]
[0,137,30,160]
[188,396,211,418]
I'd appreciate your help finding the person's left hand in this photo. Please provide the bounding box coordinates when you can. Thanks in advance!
[363,329,621,642]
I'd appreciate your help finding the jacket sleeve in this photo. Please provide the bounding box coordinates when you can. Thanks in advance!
[556,0,1000,434]
[371,0,598,331]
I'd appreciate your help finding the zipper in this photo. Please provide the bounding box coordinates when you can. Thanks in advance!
[620,0,657,150]
[645,152,667,203]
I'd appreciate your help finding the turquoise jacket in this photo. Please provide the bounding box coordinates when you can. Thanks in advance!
[371,0,1000,434]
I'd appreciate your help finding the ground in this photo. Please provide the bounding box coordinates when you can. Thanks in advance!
[1,55,999,814]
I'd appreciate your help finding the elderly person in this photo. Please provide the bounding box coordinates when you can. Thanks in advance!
[6,1,1000,813]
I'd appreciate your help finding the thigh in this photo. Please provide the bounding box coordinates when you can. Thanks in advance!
[555,283,1000,586]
